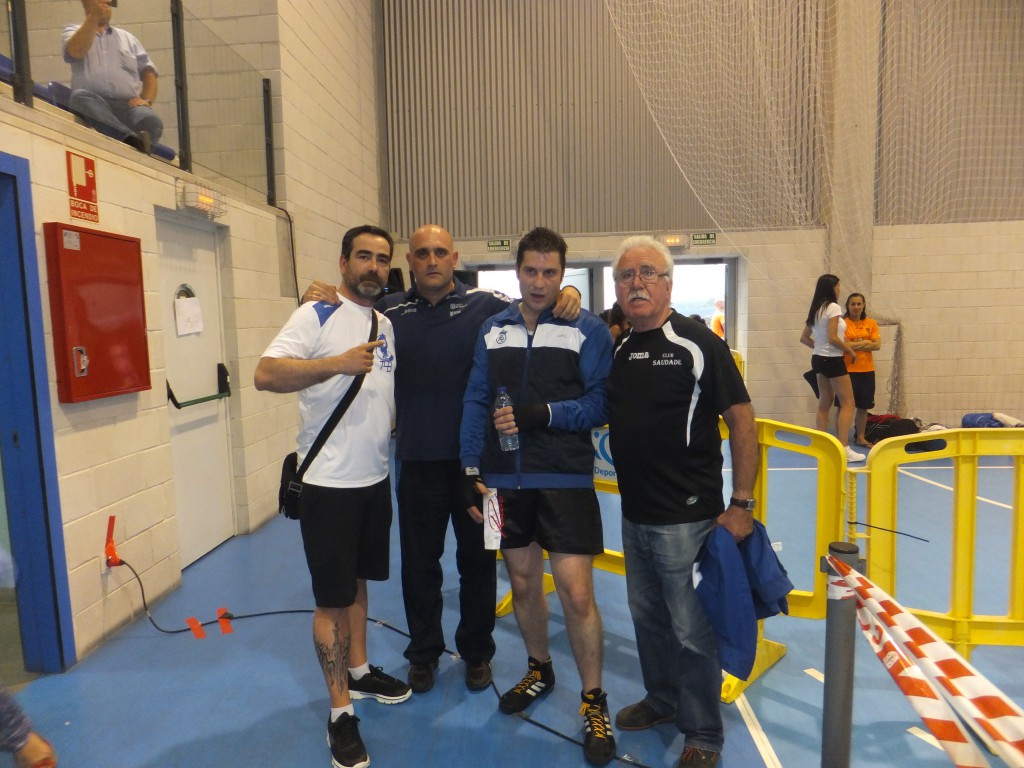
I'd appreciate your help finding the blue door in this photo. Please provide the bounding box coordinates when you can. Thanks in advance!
[0,151,75,672]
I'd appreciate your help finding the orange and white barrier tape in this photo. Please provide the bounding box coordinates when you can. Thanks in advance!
[856,604,989,767]
[827,556,1024,768]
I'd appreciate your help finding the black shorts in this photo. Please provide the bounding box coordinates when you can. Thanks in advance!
[298,477,392,608]
[811,354,848,379]
[849,371,876,409]
[497,488,604,555]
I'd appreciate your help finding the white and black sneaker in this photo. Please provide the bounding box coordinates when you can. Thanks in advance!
[498,656,555,714]
[326,712,369,768]
[348,665,412,704]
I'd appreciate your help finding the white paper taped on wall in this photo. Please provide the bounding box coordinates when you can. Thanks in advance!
[175,296,204,336]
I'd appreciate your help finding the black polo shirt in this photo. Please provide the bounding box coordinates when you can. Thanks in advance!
[607,311,750,525]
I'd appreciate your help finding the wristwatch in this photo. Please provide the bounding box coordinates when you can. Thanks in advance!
[729,497,756,512]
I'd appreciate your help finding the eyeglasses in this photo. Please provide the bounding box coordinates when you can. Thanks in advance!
[614,267,669,286]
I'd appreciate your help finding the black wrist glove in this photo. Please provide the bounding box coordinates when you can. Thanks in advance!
[461,469,484,512]
[512,403,550,432]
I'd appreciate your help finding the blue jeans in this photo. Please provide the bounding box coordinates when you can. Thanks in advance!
[622,516,723,753]
[70,89,164,143]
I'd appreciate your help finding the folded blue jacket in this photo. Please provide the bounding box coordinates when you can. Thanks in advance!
[693,520,793,680]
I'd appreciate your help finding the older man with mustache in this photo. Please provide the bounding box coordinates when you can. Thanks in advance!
[605,235,759,768]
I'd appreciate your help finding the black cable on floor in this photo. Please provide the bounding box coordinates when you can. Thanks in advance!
[363,615,652,767]
[121,559,314,634]
[121,560,652,767]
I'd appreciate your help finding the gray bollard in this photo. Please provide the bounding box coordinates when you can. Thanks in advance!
[820,541,860,768]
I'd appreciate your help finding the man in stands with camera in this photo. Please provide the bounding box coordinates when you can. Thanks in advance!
[63,0,163,153]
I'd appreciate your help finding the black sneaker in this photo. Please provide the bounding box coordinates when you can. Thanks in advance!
[348,665,411,704]
[580,688,616,766]
[408,660,439,693]
[326,712,370,768]
[498,656,555,714]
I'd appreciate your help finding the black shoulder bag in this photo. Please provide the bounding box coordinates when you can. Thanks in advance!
[278,310,379,519]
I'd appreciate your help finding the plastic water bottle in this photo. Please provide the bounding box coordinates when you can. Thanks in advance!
[494,386,520,452]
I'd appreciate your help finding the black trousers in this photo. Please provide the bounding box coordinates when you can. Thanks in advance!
[397,459,497,664]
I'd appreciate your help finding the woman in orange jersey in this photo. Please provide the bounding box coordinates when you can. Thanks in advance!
[843,292,881,447]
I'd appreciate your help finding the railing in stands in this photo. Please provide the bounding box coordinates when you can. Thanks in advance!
[0,0,274,203]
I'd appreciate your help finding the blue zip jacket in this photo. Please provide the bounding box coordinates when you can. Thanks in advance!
[378,279,511,462]
[693,520,793,680]
[459,301,612,489]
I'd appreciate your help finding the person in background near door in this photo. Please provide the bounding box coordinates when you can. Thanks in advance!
[255,225,409,768]
[300,225,581,695]
[1,682,58,768]
[606,235,758,768]
[63,0,163,154]
[799,274,864,463]
[460,227,616,766]
[710,299,726,340]
[842,292,880,447]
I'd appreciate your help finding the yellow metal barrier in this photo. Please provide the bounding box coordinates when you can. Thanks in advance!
[529,418,846,702]
[502,419,1020,688]
[594,418,845,620]
[731,349,745,380]
[750,419,847,620]
[864,427,1024,658]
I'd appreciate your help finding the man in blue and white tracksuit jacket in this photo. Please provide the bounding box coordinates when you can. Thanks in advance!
[459,301,611,490]
[459,226,617,766]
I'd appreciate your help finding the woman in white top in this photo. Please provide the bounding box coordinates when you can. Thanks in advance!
[799,274,864,462]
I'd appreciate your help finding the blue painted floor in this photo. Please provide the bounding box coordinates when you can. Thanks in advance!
[6,450,1023,767]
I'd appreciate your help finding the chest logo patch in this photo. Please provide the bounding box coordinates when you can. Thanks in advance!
[376,334,395,372]
[629,351,649,360]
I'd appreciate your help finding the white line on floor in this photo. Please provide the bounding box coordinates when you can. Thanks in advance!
[736,693,783,768]
[898,468,1012,509]
[804,668,825,683]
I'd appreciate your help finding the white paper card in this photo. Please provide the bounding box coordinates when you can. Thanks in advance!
[483,488,503,550]
[175,296,204,336]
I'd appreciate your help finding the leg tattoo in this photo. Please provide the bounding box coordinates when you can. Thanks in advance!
[315,621,351,695]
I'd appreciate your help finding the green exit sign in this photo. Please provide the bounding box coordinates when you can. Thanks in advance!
[691,232,716,246]
[487,239,511,252]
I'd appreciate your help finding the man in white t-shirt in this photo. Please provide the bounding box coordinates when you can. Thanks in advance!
[255,225,408,768]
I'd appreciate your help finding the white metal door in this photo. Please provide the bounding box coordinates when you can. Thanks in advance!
[156,216,234,566]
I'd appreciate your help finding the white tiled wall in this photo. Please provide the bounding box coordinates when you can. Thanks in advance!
[872,221,1024,426]
[718,224,1024,429]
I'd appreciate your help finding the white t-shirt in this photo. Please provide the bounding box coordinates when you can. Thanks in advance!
[262,300,396,488]
[812,302,846,357]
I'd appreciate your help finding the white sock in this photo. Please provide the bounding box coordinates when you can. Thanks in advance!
[330,704,354,722]
[348,662,371,680]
